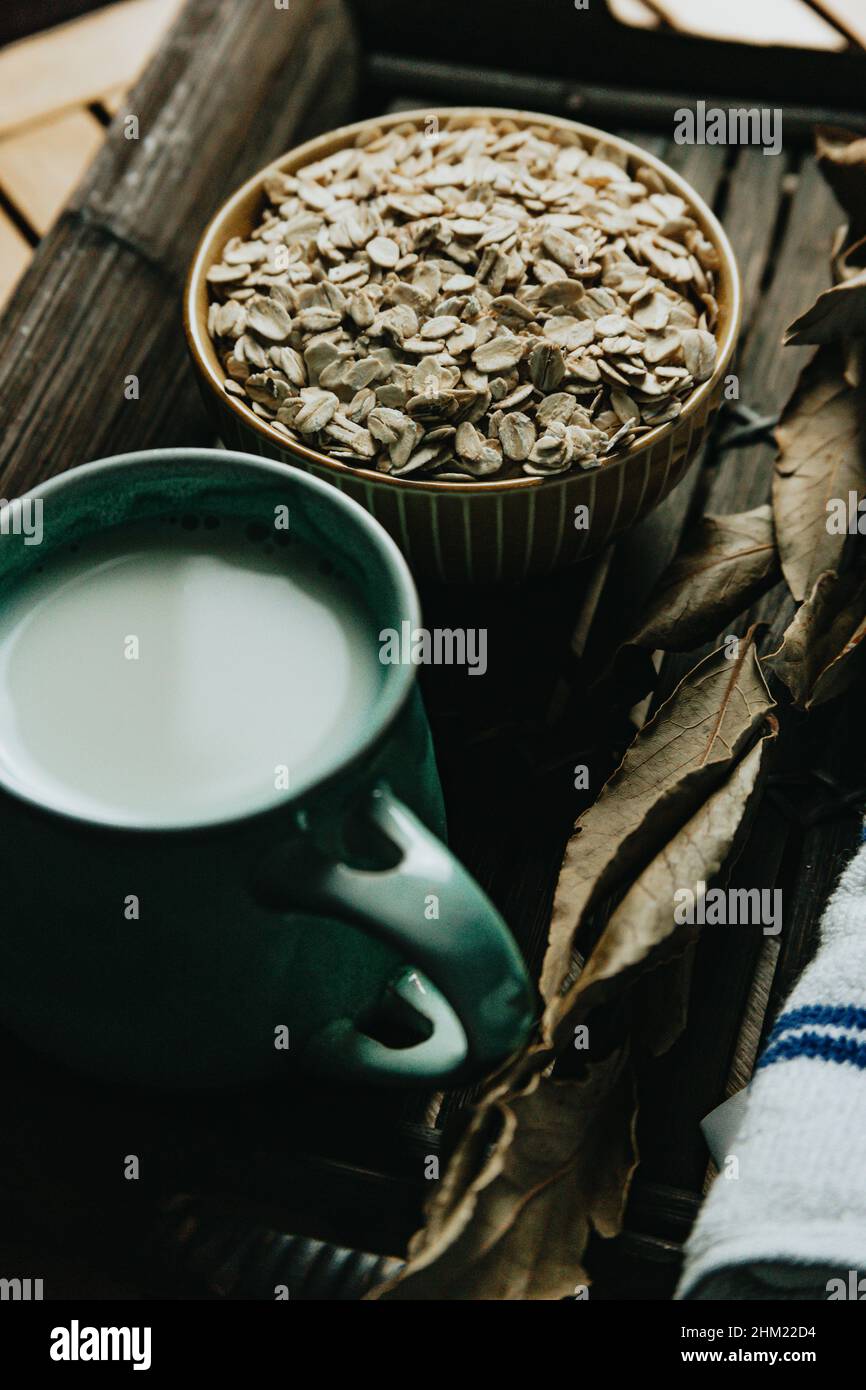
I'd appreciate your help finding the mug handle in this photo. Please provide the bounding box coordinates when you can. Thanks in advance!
[254,786,536,1084]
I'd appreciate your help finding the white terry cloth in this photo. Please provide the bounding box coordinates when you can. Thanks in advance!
[678,827,866,1300]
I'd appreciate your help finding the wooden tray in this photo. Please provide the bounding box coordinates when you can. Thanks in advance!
[0,0,864,1300]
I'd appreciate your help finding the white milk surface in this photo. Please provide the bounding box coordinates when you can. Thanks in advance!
[0,519,383,825]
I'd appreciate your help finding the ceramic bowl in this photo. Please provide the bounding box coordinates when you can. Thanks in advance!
[184,108,741,584]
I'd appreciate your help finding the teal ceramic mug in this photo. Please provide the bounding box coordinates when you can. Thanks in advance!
[0,449,535,1088]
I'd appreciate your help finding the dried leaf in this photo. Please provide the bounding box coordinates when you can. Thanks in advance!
[784,182,866,360]
[624,506,780,652]
[815,126,866,244]
[541,634,774,1003]
[832,229,866,286]
[766,568,866,708]
[371,646,774,1302]
[772,345,866,603]
[784,267,866,346]
[842,338,866,390]
[546,732,775,1045]
[371,1047,638,1301]
[831,236,866,387]
[784,131,866,383]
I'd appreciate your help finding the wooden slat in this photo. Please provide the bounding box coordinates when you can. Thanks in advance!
[811,0,866,49]
[763,720,862,1031]
[0,212,32,309]
[726,934,781,1093]
[643,157,838,702]
[720,146,788,341]
[606,0,661,29]
[0,108,105,236]
[0,0,183,138]
[98,88,127,117]
[647,0,847,49]
[707,157,838,517]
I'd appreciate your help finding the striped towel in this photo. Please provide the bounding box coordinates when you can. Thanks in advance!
[678,825,866,1300]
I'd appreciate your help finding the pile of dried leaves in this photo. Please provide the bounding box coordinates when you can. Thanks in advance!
[370,128,866,1301]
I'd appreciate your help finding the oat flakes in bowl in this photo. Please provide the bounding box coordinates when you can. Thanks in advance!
[185,109,740,583]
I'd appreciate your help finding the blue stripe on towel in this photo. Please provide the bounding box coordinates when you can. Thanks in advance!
[757,1030,866,1072]
[767,1004,866,1043]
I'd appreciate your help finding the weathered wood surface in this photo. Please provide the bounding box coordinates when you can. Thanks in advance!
[0,0,360,496]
